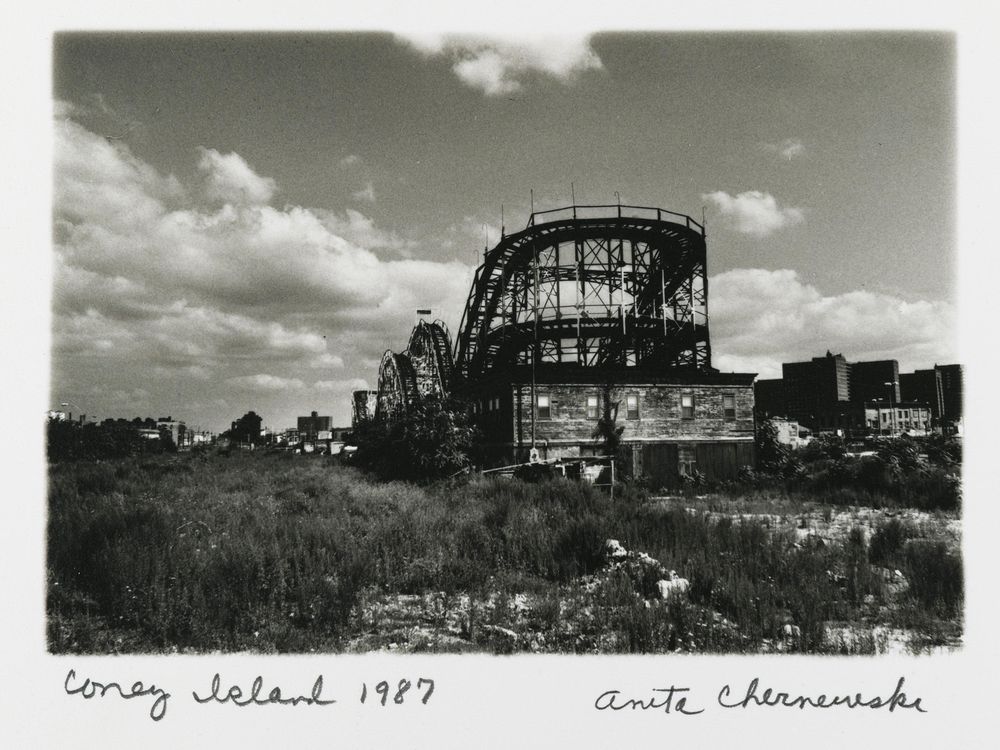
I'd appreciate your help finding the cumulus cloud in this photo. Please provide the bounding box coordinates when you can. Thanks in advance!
[198,147,277,205]
[317,208,414,254]
[228,374,305,391]
[53,112,474,429]
[702,190,804,237]
[762,138,806,160]
[398,34,602,96]
[709,268,957,378]
[314,378,369,393]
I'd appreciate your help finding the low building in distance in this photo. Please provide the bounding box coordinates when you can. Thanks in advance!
[297,411,332,442]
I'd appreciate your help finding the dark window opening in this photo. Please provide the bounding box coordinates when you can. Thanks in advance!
[626,395,639,420]
[723,393,736,421]
[681,393,695,419]
[537,394,550,420]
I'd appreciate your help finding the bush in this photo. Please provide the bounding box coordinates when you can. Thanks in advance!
[353,398,478,481]
[47,420,174,462]
[869,518,909,567]
[903,540,963,617]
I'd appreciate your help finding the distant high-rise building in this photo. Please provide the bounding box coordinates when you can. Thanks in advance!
[900,363,962,430]
[782,351,850,424]
[937,364,963,423]
[757,350,961,435]
[900,368,944,421]
[850,359,899,403]
[754,378,787,418]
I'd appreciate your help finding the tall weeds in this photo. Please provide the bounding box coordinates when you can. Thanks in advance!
[47,452,962,653]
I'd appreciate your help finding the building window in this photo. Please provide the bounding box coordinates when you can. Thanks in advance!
[679,459,697,476]
[681,392,695,419]
[723,392,736,421]
[586,395,600,419]
[537,394,550,420]
[626,395,639,420]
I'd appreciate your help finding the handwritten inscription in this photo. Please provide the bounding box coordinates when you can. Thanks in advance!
[595,686,704,714]
[63,670,926,723]
[64,669,437,722]
[64,669,171,721]
[717,676,925,712]
[594,676,926,715]
[192,673,336,707]
[360,678,435,705]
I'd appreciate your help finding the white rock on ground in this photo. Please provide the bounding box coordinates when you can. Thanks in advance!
[605,539,628,560]
[656,573,690,600]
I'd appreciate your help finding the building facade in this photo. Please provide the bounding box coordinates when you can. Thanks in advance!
[297,411,332,441]
[849,359,900,403]
[781,351,851,425]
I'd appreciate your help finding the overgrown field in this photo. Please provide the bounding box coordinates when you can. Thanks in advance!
[47,452,962,654]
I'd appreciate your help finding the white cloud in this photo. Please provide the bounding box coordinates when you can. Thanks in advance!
[314,378,369,393]
[398,34,602,96]
[709,268,957,378]
[339,154,362,166]
[53,111,474,430]
[197,147,276,205]
[762,138,806,160]
[702,190,805,237]
[317,208,414,254]
[309,353,345,369]
[228,374,305,391]
[55,118,184,230]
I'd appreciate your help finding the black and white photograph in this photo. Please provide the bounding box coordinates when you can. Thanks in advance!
[46,29,963,657]
[3,3,999,748]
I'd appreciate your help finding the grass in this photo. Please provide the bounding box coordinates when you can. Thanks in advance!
[47,451,962,654]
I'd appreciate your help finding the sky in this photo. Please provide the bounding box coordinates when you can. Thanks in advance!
[51,31,958,432]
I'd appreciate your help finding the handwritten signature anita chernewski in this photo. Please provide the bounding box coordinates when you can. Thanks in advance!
[63,669,924,722]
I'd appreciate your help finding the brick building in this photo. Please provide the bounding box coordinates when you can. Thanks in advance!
[297,411,332,441]
[850,359,900,403]
[781,351,851,425]
[466,365,755,484]
[900,363,963,432]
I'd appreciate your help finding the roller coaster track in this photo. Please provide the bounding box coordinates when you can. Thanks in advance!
[376,320,454,420]
[453,207,710,381]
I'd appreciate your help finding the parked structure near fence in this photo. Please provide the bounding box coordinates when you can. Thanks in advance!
[367,204,757,485]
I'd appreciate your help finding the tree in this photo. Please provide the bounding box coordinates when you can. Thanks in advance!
[756,417,790,475]
[228,411,263,446]
[593,385,630,481]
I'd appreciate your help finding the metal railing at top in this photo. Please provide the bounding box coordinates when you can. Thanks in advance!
[525,204,703,234]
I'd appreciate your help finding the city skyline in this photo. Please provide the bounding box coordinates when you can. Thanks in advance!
[52,32,957,431]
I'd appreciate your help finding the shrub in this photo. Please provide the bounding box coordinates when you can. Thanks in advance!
[869,518,909,567]
[353,398,478,481]
[903,540,963,617]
